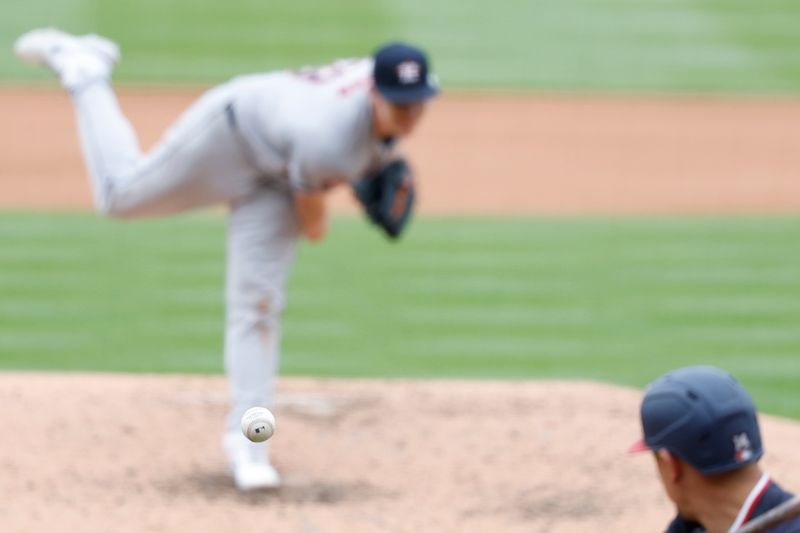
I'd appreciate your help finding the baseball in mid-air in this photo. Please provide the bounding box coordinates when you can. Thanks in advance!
[240,406,276,443]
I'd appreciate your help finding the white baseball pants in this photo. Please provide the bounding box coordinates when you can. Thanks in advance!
[69,80,298,455]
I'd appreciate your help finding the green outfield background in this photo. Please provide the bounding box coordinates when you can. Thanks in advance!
[2,215,800,418]
[2,0,800,91]
[2,1,800,417]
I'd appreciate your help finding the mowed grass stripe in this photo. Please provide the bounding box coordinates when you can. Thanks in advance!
[1,0,800,91]
[391,0,800,91]
[1,213,800,418]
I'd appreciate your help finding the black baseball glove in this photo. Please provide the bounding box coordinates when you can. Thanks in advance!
[352,159,415,239]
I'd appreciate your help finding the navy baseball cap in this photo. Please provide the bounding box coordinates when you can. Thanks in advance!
[373,42,439,104]
[629,366,763,475]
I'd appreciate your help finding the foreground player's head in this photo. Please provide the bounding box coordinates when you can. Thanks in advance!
[630,365,763,474]
[630,366,764,518]
[370,42,438,137]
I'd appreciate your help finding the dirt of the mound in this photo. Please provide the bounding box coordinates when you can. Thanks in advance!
[1,373,798,533]
[3,86,800,532]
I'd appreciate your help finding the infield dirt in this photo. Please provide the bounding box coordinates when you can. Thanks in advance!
[1,87,800,532]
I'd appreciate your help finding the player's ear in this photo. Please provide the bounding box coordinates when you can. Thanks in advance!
[656,449,683,483]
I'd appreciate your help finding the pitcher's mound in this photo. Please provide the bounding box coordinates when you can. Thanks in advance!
[2,373,799,532]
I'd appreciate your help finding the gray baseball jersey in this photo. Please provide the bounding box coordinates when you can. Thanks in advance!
[229,58,397,193]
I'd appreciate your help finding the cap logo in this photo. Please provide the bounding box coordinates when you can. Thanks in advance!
[396,60,421,84]
[733,432,753,462]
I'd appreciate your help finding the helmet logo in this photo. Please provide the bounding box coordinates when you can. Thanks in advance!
[733,432,753,462]
[397,61,421,84]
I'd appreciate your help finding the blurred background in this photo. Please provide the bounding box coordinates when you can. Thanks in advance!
[3,0,800,90]
[2,0,800,418]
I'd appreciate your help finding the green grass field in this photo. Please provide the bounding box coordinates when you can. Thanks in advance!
[2,0,800,92]
[2,213,799,418]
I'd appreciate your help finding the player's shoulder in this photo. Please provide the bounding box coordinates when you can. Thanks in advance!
[293,56,372,77]
[755,482,800,532]
[288,57,373,97]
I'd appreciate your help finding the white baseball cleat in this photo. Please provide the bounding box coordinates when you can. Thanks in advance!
[223,432,281,491]
[14,27,120,89]
[231,462,281,492]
